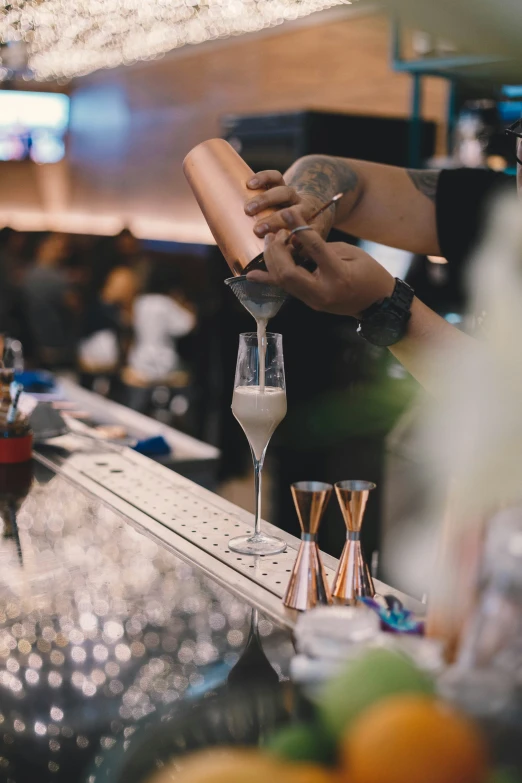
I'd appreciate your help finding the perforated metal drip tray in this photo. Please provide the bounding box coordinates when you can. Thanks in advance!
[35,445,422,628]
[68,450,336,599]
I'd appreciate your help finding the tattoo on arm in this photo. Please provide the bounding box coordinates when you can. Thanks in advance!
[288,155,359,205]
[407,169,440,203]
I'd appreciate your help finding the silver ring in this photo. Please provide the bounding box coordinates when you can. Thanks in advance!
[284,225,312,245]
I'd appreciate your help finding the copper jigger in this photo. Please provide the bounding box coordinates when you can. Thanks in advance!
[332,480,376,604]
[183,138,275,276]
[283,481,333,612]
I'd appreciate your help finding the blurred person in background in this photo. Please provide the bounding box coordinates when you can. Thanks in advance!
[122,263,196,410]
[21,232,75,368]
[108,228,149,285]
[0,228,28,342]
[0,227,27,285]
[88,228,150,308]
[113,228,146,268]
[78,264,140,381]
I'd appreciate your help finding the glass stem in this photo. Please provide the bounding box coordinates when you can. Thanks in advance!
[253,458,262,538]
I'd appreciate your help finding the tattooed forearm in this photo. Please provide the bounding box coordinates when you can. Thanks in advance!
[407,169,440,203]
[287,155,359,205]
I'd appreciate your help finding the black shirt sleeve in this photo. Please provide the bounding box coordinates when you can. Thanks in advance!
[436,168,516,266]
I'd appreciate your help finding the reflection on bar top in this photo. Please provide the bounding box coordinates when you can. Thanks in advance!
[0,462,293,781]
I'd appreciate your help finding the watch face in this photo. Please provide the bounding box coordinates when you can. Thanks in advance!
[358,311,404,347]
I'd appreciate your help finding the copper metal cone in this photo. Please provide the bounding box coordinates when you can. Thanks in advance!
[334,479,376,533]
[332,480,376,604]
[331,539,374,604]
[183,138,275,276]
[283,481,333,611]
[283,540,331,611]
[291,481,332,535]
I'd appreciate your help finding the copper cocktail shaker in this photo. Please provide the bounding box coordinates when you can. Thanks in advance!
[183,138,275,276]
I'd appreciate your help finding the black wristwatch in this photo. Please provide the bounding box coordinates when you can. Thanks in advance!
[357,278,414,347]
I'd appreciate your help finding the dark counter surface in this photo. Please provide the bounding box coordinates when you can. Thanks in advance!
[0,399,422,782]
[0,460,293,783]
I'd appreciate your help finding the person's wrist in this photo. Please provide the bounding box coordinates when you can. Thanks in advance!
[377,273,396,301]
[356,277,414,347]
[355,273,395,317]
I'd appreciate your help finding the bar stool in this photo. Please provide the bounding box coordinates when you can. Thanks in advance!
[121,366,193,430]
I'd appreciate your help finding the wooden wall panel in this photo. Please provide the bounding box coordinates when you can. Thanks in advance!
[0,12,448,240]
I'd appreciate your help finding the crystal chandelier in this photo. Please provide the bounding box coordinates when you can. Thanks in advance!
[0,0,353,82]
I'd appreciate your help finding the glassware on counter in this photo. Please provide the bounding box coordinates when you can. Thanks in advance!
[227,609,280,690]
[331,480,376,604]
[0,459,33,565]
[229,332,287,556]
[0,336,32,464]
[283,481,332,611]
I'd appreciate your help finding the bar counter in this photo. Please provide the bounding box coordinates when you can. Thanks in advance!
[0,412,420,781]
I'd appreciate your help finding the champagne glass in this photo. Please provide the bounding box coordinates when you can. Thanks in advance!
[229,332,287,556]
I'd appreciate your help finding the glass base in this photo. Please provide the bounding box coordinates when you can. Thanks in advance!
[229,532,287,556]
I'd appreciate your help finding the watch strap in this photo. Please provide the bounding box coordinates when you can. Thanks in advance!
[390,277,415,318]
[357,278,414,347]
[361,278,413,320]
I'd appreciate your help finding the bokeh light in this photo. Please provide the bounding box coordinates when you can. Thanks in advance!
[0,472,294,779]
[0,0,353,80]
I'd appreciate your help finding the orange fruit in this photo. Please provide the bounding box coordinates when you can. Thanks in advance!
[340,695,488,783]
[284,763,339,783]
[147,748,338,783]
[148,747,281,783]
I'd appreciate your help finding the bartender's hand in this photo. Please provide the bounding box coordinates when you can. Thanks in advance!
[244,170,334,240]
[247,220,394,318]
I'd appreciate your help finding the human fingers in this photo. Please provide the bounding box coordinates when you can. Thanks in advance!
[283,225,342,271]
[245,185,299,217]
[245,269,274,284]
[262,232,321,304]
[246,228,310,285]
[247,170,285,189]
[252,202,310,238]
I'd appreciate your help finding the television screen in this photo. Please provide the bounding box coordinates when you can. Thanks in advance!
[499,85,522,126]
[0,90,69,164]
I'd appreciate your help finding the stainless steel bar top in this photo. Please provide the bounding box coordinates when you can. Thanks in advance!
[0,427,422,781]
[0,457,295,782]
[33,436,422,627]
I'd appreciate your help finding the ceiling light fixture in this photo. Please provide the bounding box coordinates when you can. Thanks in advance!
[0,0,353,82]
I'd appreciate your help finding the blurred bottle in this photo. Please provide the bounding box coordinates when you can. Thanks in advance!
[453,100,498,168]
[438,507,522,779]
[0,459,33,564]
[0,335,32,465]
[426,487,487,663]
[437,509,522,773]
[457,507,522,672]
[438,508,522,714]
